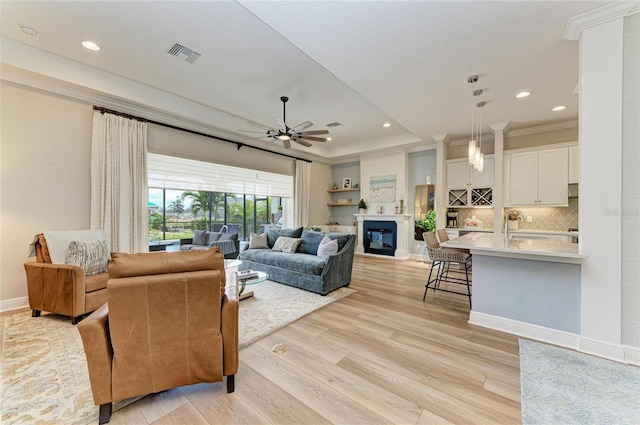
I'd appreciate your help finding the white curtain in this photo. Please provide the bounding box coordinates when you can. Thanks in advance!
[294,160,311,228]
[91,111,148,253]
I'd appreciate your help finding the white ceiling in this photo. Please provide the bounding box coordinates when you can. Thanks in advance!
[0,1,618,162]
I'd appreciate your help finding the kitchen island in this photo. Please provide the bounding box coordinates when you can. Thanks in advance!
[441,232,587,344]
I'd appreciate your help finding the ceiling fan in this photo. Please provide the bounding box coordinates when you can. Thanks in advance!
[240,96,329,149]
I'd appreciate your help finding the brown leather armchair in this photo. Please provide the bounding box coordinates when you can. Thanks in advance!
[24,233,108,324]
[78,248,239,424]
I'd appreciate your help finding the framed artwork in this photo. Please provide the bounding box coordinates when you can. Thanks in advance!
[342,178,351,189]
[369,175,396,203]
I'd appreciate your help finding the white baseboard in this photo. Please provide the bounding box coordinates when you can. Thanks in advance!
[579,337,626,363]
[469,311,581,349]
[1,296,29,313]
[624,345,640,366]
[469,311,640,365]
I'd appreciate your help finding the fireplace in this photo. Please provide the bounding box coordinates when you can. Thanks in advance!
[363,220,397,256]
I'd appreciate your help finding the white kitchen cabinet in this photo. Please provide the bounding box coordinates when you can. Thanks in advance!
[447,158,494,188]
[569,145,580,184]
[446,157,494,207]
[510,147,568,206]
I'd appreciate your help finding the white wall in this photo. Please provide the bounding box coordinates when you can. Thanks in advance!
[621,12,640,349]
[0,82,93,309]
[360,149,408,215]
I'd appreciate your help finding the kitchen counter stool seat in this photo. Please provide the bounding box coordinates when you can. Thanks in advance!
[423,232,472,308]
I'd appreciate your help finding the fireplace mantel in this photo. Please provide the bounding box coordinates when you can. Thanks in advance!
[354,214,411,260]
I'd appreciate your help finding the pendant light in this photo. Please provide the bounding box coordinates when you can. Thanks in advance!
[467,75,486,173]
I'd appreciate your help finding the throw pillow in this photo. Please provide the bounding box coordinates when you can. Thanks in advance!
[249,232,268,249]
[65,239,110,275]
[193,229,207,245]
[38,234,52,263]
[266,226,304,248]
[317,235,338,259]
[272,236,302,253]
[219,233,238,241]
[205,231,222,244]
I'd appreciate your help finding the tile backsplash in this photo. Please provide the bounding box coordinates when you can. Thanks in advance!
[453,198,579,231]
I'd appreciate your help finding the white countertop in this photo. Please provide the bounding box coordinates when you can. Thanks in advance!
[441,232,587,263]
[447,228,579,237]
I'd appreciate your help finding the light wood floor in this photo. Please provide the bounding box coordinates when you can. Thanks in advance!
[108,255,522,425]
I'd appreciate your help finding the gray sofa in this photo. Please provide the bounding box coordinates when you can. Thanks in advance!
[180,230,239,259]
[238,228,356,295]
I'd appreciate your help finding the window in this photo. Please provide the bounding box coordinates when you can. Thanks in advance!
[147,153,293,243]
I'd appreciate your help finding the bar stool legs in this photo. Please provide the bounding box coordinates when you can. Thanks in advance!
[423,255,472,309]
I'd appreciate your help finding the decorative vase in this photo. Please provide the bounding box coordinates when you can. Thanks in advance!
[358,208,365,214]
[508,220,519,230]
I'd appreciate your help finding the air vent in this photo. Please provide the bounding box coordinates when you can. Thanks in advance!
[167,42,201,63]
[326,122,343,128]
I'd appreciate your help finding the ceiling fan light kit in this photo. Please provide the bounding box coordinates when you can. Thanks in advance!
[239,96,330,149]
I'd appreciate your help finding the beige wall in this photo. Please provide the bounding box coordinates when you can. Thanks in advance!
[308,162,332,225]
[0,82,332,309]
[505,127,578,150]
[148,124,294,176]
[1,82,93,306]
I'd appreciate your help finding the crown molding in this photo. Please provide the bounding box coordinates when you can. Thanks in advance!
[448,133,495,147]
[507,120,578,137]
[565,1,640,40]
[489,122,510,132]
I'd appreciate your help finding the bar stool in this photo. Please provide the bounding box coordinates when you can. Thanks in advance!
[423,232,472,308]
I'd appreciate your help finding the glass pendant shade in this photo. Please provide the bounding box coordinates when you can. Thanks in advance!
[468,140,476,163]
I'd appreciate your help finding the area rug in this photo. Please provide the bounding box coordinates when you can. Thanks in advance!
[0,282,354,424]
[519,339,640,424]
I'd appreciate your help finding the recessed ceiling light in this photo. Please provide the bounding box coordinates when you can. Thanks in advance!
[383,123,391,128]
[326,137,332,141]
[552,105,567,112]
[20,25,38,36]
[516,91,531,98]
[82,40,100,51]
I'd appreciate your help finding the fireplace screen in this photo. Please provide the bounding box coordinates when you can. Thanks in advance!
[363,220,397,256]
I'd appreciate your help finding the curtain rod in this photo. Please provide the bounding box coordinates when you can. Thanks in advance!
[93,106,312,163]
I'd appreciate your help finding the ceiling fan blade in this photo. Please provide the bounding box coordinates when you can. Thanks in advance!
[283,139,291,149]
[301,136,327,142]
[299,129,329,136]
[293,139,312,147]
[290,121,313,133]
[276,118,287,133]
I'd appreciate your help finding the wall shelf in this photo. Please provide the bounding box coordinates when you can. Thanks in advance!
[327,203,358,207]
[327,188,360,193]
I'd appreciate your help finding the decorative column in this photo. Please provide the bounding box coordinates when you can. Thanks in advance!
[433,134,449,230]
[490,122,509,235]
[565,2,637,362]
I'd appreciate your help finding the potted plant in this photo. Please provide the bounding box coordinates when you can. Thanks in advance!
[358,199,368,214]
[415,209,436,240]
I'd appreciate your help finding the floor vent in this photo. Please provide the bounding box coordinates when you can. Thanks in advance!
[167,42,201,64]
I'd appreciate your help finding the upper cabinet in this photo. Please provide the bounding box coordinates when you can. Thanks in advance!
[446,157,494,207]
[509,147,568,206]
[568,145,580,184]
[447,158,494,189]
